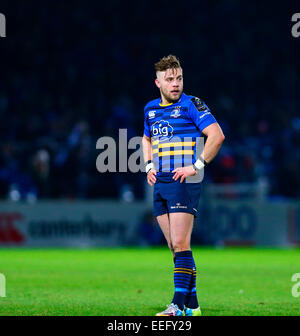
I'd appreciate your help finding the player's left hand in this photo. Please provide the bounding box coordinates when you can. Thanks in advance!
[172,166,197,183]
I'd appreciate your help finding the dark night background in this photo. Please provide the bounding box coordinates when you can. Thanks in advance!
[0,0,299,201]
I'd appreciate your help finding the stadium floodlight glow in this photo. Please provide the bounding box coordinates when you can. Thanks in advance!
[0,13,6,37]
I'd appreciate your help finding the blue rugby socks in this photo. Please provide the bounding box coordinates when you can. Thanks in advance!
[171,250,194,310]
[185,253,199,309]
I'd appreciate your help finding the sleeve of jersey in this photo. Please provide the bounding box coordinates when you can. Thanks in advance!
[188,99,217,132]
[143,108,151,138]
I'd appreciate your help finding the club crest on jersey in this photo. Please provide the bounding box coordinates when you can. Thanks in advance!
[151,120,173,142]
[148,110,156,119]
[170,109,181,118]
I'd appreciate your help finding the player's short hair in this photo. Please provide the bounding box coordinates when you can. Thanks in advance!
[155,55,181,72]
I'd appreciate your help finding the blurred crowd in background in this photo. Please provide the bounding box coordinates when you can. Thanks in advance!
[0,1,299,201]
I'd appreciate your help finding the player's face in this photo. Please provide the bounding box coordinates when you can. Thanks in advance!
[155,68,183,103]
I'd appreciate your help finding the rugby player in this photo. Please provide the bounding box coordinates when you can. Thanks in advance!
[142,55,225,316]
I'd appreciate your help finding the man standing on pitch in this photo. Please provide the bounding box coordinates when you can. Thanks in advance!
[142,55,225,316]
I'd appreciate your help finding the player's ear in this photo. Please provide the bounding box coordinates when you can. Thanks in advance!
[155,78,161,89]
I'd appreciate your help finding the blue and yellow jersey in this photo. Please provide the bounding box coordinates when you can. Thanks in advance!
[143,93,217,175]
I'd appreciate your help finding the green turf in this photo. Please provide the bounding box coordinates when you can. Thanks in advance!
[0,247,299,316]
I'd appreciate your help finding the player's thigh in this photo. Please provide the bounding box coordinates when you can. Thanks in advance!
[169,212,194,248]
[156,213,171,243]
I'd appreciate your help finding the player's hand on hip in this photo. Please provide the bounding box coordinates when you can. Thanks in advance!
[172,166,197,183]
[147,169,157,186]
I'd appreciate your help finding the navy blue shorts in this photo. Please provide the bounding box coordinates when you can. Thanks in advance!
[153,172,202,218]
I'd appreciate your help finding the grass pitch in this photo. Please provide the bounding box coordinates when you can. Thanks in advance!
[0,247,299,316]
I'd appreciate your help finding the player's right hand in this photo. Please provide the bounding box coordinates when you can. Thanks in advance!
[147,169,157,186]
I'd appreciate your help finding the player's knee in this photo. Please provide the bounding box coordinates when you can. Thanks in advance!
[172,238,189,252]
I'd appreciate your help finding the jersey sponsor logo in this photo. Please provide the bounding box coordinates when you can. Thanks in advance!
[151,120,173,142]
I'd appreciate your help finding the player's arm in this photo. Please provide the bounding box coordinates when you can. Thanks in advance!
[142,134,157,186]
[199,122,225,164]
[142,134,152,162]
[173,122,225,182]
[173,98,225,182]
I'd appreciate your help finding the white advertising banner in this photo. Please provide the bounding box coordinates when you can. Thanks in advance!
[0,200,299,247]
[0,201,149,247]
